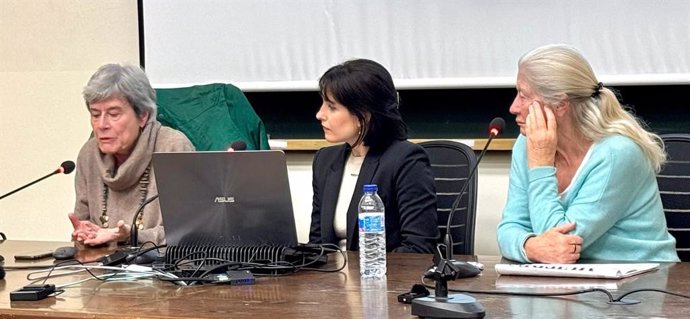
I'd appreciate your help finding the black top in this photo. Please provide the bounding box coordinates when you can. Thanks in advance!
[309,140,439,253]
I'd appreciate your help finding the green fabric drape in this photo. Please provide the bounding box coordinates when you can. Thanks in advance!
[156,83,269,151]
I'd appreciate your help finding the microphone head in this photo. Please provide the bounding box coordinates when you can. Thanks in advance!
[59,161,76,174]
[489,117,506,137]
[228,140,247,151]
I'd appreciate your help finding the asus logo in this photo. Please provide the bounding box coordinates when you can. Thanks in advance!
[214,196,235,203]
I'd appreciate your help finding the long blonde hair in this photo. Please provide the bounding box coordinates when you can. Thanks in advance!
[519,44,665,172]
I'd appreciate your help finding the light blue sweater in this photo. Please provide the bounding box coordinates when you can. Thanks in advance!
[497,134,679,263]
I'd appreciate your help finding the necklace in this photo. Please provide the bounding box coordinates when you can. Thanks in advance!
[100,166,151,230]
[346,154,364,177]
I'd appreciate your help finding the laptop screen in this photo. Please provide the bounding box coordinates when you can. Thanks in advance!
[152,150,298,247]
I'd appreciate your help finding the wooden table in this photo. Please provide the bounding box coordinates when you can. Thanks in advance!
[0,240,688,318]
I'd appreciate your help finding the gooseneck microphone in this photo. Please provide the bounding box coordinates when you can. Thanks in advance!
[412,117,505,319]
[227,140,247,151]
[0,161,75,200]
[443,117,505,261]
[130,194,160,246]
[97,194,160,267]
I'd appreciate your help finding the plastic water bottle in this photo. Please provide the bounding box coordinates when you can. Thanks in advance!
[358,184,386,278]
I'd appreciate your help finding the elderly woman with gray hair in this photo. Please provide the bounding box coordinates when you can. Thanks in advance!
[69,63,194,247]
[497,44,678,264]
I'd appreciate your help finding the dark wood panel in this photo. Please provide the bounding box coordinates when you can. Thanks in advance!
[246,85,690,141]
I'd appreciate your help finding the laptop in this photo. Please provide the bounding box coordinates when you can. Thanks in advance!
[152,150,299,248]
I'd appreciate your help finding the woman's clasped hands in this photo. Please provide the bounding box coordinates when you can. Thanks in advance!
[68,213,130,246]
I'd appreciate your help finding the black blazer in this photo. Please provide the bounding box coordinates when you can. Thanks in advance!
[308,140,439,253]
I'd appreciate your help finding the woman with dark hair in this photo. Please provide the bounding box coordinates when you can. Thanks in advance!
[308,59,439,253]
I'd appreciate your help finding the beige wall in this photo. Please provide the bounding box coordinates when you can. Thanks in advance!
[0,0,140,241]
[0,0,509,255]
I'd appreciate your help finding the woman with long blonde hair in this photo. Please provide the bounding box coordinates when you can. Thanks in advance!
[497,44,678,263]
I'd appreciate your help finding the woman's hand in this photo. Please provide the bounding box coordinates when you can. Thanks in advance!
[526,101,558,168]
[69,213,100,243]
[69,213,130,246]
[83,221,130,246]
[524,222,583,263]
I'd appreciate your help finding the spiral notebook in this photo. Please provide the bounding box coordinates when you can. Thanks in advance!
[494,263,659,279]
[494,273,642,290]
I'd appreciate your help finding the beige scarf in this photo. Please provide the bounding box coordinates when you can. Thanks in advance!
[99,121,161,191]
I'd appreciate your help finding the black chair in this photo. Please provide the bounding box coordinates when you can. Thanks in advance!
[419,140,478,255]
[657,134,690,261]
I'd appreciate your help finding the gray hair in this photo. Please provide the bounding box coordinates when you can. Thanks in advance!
[518,44,666,172]
[82,63,157,122]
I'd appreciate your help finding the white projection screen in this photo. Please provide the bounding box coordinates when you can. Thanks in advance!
[142,0,690,91]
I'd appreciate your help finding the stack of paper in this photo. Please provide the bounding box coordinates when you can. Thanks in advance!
[494,263,659,279]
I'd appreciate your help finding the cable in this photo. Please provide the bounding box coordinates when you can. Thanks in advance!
[612,288,690,302]
[156,243,347,286]
[22,244,346,288]
[58,269,179,289]
[17,244,347,291]
[296,243,347,272]
[27,260,105,284]
[419,277,690,305]
[25,261,169,297]
[28,263,179,286]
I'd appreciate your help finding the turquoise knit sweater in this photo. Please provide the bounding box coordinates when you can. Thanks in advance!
[497,134,679,263]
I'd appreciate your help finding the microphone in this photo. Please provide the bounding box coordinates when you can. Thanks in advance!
[129,194,160,247]
[489,117,505,137]
[98,194,161,267]
[0,161,76,200]
[443,117,504,260]
[411,118,504,318]
[106,194,161,266]
[227,140,247,151]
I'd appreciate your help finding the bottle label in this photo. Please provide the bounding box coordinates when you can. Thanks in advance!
[359,213,385,232]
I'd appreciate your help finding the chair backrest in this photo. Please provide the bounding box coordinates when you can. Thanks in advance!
[419,140,478,255]
[657,134,690,261]
[156,83,270,151]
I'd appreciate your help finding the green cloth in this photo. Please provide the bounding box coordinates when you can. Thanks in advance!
[156,83,269,151]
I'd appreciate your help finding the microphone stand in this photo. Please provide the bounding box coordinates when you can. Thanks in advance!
[442,133,497,261]
[108,194,161,265]
[0,232,5,265]
[0,170,60,200]
[411,129,502,319]
[129,194,160,247]
[2,174,54,261]
[0,161,74,264]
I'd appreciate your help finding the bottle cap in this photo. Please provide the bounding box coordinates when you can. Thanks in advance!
[363,184,378,192]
